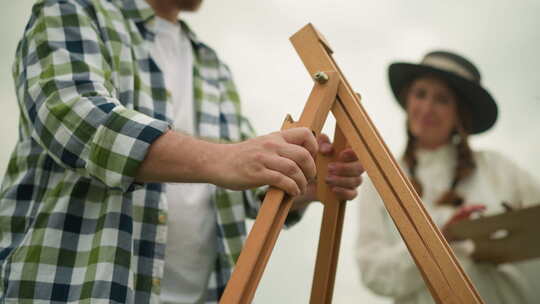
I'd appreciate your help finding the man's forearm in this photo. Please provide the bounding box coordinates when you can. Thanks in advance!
[135,129,220,184]
[135,127,320,196]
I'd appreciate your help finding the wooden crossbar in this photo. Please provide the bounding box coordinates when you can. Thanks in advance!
[219,23,484,304]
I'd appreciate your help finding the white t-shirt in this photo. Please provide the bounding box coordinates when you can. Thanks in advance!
[356,144,540,304]
[149,17,216,304]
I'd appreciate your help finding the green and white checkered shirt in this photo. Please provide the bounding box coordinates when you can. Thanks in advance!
[0,0,301,302]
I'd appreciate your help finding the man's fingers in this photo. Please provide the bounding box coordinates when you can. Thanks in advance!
[331,186,358,201]
[264,169,301,196]
[281,127,318,158]
[277,144,317,181]
[263,154,308,195]
[338,148,358,162]
[326,175,362,190]
[317,133,333,155]
[328,161,364,177]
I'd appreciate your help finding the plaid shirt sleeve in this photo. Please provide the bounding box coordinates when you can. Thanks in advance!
[14,0,169,191]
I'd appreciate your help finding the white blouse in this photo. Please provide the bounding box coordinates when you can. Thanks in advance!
[355,144,540,304]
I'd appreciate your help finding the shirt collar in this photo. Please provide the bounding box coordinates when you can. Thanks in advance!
[115,0,203,47]
[117,0,155,23]
[179,20,203,47]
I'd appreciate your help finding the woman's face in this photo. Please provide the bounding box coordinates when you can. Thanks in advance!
[406,76,459,149]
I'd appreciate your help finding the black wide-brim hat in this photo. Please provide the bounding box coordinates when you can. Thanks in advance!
[389,50,498,134]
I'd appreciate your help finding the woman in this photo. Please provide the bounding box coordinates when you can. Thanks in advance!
[355,50,540,304]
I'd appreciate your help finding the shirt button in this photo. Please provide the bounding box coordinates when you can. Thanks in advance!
[158,214,167,224]
[152,278,161,287]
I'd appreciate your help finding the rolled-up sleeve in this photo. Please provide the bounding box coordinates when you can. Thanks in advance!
[15,0,169,191]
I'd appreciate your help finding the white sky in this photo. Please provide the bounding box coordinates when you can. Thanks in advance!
[1,1,539,303]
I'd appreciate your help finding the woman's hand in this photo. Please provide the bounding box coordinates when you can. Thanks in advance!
[441,204,486,242]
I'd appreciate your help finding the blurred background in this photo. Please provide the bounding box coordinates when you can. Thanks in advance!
[1,1,539,303]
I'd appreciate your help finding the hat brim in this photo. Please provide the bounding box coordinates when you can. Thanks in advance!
[389,63,498,134]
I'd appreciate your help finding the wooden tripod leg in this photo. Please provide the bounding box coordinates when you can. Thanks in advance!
[220,73,340,304]
[220,188,294,303]
[219,116,296,304]
[332,101,451,304]
[310,125,348,304]
[335,89,483,303]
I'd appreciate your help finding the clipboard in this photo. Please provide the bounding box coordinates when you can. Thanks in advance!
[446,204,540,264]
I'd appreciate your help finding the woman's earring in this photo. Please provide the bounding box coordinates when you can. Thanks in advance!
[451,130,461,145]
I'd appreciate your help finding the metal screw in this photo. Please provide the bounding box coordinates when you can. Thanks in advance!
[313,71,329,84]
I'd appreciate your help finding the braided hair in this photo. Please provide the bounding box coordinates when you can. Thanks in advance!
[401,77,475,207]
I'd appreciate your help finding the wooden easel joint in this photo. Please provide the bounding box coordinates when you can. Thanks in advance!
[313,71,329,84]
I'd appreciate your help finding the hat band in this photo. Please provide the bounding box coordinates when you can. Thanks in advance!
[422,55,476,82]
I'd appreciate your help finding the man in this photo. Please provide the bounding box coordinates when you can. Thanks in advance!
[0,0,363,303]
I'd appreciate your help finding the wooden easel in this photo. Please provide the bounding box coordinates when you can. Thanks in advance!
[219,24,485,304]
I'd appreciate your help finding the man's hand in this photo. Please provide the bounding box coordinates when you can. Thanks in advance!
[136,128,317,196]
[294,133,364,208]
[319,133,364,200]
[210,127,318,196]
